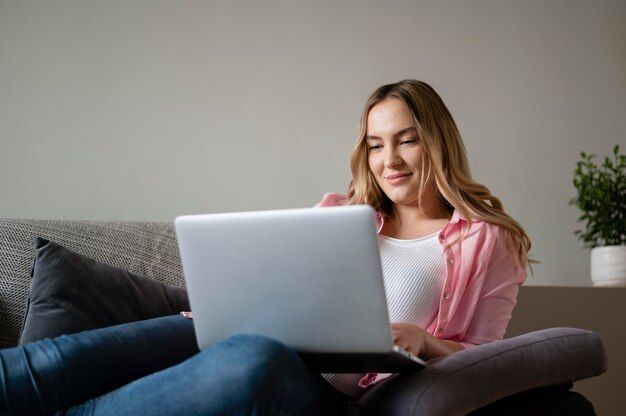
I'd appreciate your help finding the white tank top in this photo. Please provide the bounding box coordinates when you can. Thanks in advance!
[323,231,447,398]
[379,232,446,328]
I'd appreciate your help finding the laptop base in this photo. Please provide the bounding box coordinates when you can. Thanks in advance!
[298,352,426,373]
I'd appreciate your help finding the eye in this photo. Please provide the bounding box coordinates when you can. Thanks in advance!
[400,137,418,145]
[367,144,382,151]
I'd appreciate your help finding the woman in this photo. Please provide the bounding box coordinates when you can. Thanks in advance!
[320,79,530,398]
[0,80,530,415]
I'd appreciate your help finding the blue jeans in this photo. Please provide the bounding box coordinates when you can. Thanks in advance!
[0,316,347,415]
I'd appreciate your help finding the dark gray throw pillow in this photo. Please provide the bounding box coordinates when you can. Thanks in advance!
[19,238,190,345]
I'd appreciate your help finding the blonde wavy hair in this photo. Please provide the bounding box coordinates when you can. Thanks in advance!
[347,80,531,267]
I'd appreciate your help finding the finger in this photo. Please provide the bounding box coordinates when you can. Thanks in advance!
[395,341,415,354]
[391,329,405,344]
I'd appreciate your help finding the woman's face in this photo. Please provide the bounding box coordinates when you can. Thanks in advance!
[365,98,429,208]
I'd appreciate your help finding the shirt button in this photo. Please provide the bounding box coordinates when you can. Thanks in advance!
[438,328,444,333]
[443,292,450,299]
[439,234,445,241]
[447,258,454,265]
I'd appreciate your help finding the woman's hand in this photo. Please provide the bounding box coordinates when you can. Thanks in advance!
[180,311,193,319]
[391,322,464,360]
[391,323,429,355]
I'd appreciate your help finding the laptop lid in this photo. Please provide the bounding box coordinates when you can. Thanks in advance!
[175,205,426,371]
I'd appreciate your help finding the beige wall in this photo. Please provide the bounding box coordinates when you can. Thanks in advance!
[1,0,625,287]
[507,286,625,415]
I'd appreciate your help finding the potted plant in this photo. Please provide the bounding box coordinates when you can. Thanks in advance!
[570,144,626,287]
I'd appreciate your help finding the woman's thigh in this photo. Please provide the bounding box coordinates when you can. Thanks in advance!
[67,334,343,416]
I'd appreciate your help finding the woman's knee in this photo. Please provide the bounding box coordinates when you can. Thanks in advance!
[211,334,304,380]
[196,335,315,394]
[191,334,336,414]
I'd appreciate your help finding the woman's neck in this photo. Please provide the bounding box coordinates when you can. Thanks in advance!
[382,202,452,240]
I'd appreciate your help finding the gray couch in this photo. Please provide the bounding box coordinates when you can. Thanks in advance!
[0,218,608,415]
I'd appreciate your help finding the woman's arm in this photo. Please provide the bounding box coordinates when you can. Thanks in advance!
[461,227,527,346]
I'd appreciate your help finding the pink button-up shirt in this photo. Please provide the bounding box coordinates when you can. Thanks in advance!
[317,193,527,390]
[316,192,527,347]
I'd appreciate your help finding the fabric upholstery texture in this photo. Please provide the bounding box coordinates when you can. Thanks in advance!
[0,218,185,348]
[20,238,190,345]
[359,327,607,416]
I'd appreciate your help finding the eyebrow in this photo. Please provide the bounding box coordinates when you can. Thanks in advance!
[365,127,418,141]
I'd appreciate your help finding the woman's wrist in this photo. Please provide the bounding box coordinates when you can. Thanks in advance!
[422,333,464,360]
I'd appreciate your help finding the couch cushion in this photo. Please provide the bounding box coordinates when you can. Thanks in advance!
[0,218,185,348]
[359,327,607,415]
[20,238,190,345]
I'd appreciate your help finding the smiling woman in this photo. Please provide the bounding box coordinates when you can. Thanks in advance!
[318,79,532,399]
[364,98,445,239]
[347,80,531,266]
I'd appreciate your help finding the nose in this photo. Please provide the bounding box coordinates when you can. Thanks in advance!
[383,146,402,168]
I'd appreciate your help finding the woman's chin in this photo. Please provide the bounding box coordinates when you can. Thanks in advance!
[384,191,419,207]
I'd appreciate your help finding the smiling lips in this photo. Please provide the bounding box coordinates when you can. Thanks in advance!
[385,172,412,185]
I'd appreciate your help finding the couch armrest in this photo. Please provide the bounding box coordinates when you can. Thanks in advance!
[359,327,607,416]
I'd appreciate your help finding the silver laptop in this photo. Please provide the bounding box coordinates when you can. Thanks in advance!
[175,205,426,372]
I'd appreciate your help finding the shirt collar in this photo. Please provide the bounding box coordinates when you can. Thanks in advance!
[375,209,465,234]
[450,209,463,224]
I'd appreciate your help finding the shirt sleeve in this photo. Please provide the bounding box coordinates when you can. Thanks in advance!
[314,192,349,207]
[461,227,527,346]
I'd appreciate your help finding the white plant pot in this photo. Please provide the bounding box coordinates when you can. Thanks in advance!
[590,245,626,287]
